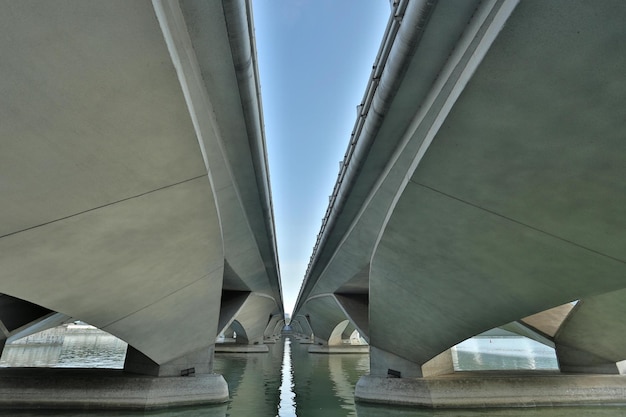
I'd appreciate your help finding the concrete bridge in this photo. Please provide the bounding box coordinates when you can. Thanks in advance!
[292,0,626,407]
[0,0,283,408]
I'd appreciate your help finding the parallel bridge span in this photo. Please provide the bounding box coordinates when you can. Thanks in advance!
[0,0,283,408]
[292,0,626,407]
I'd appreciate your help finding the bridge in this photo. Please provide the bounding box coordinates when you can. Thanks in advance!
[291,0,626,407]
[0,0,283,408]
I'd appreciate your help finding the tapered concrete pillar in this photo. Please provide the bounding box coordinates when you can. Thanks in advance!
[328,320,350,346]
[369,346,423,378]
[368,346,454,378]
[264,315,282,339]
[218,293,279,347]
[553,291,626,375]
[555,344,620,375]
[124,345,215,377]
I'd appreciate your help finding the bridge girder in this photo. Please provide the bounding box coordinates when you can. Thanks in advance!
[294,0,626,377]
[0,0,282,378]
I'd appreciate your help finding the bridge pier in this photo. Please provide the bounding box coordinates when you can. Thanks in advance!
[357,343,626,408]
[357,341,626,408]
[0,368,228,411]
[215,294,281,353]
[368,346,455,379]
[355,372,626,408]
[307,320,367,353]
[0,344,229,410]
[123,345,216,377]
[556,344,622,375]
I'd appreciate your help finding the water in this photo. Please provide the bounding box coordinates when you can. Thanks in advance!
[2,331,127,369]
[453,336,559,371]
[2,333,626,416]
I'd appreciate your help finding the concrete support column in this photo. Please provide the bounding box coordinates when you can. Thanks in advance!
[124,345,215,377]
[369,346,423,378]
[555,344,621,375]
[553,291,626,375]
[264,315,282,339]
[272,320,284,336]
[328,320,350,346]
[369,346,454,379]
[0,318,8,357]
[422,349,455,377]
[231,321,250,345]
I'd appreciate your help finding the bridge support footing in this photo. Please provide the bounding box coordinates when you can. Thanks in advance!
[214,343,269,353]
[309,345,369,354]
[0,368,228,411]
[355,372,626,408]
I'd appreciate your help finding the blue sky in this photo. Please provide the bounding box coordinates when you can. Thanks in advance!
[252,2,390,314]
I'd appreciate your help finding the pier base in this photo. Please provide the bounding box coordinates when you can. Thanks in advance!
[0,368,228,410]
[355,372,626,408]
[309,345,369,354]
[214,343,269,353]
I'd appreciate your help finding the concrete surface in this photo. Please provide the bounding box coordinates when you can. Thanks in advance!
[0,368,228,410]
[355,372,626,408]
[0,0,283,383]
[293,0,626,383]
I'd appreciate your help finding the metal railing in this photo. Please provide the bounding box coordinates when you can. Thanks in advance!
[303,0,410,280]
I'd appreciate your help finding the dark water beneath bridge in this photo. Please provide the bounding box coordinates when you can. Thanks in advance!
[1,332,625,416]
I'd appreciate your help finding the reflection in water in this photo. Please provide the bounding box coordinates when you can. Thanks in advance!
[213,338,283,417]
[290,336,369,417]
[1,334,626,416]
[278,338,297,416]
[328,353,369,416]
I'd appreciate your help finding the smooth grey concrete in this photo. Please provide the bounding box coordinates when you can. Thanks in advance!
[218,293,281,345]
[292,0,626,408]
[554,290,626,374]
[296,295,367,346]
[0,0,225,377]
[0,0,282,408]
[356,373,626,408]
[368,0,626,376]
[521,303,575,338]
[264,315,285,339]
[0,368,228,410]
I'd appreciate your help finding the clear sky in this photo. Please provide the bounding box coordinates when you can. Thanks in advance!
[251,2,390,314]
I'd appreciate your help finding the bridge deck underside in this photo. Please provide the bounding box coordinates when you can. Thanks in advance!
[0,0,282,371]
[370,0,626,369]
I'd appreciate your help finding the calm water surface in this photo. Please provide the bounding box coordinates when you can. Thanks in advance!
[1,332,626,416]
